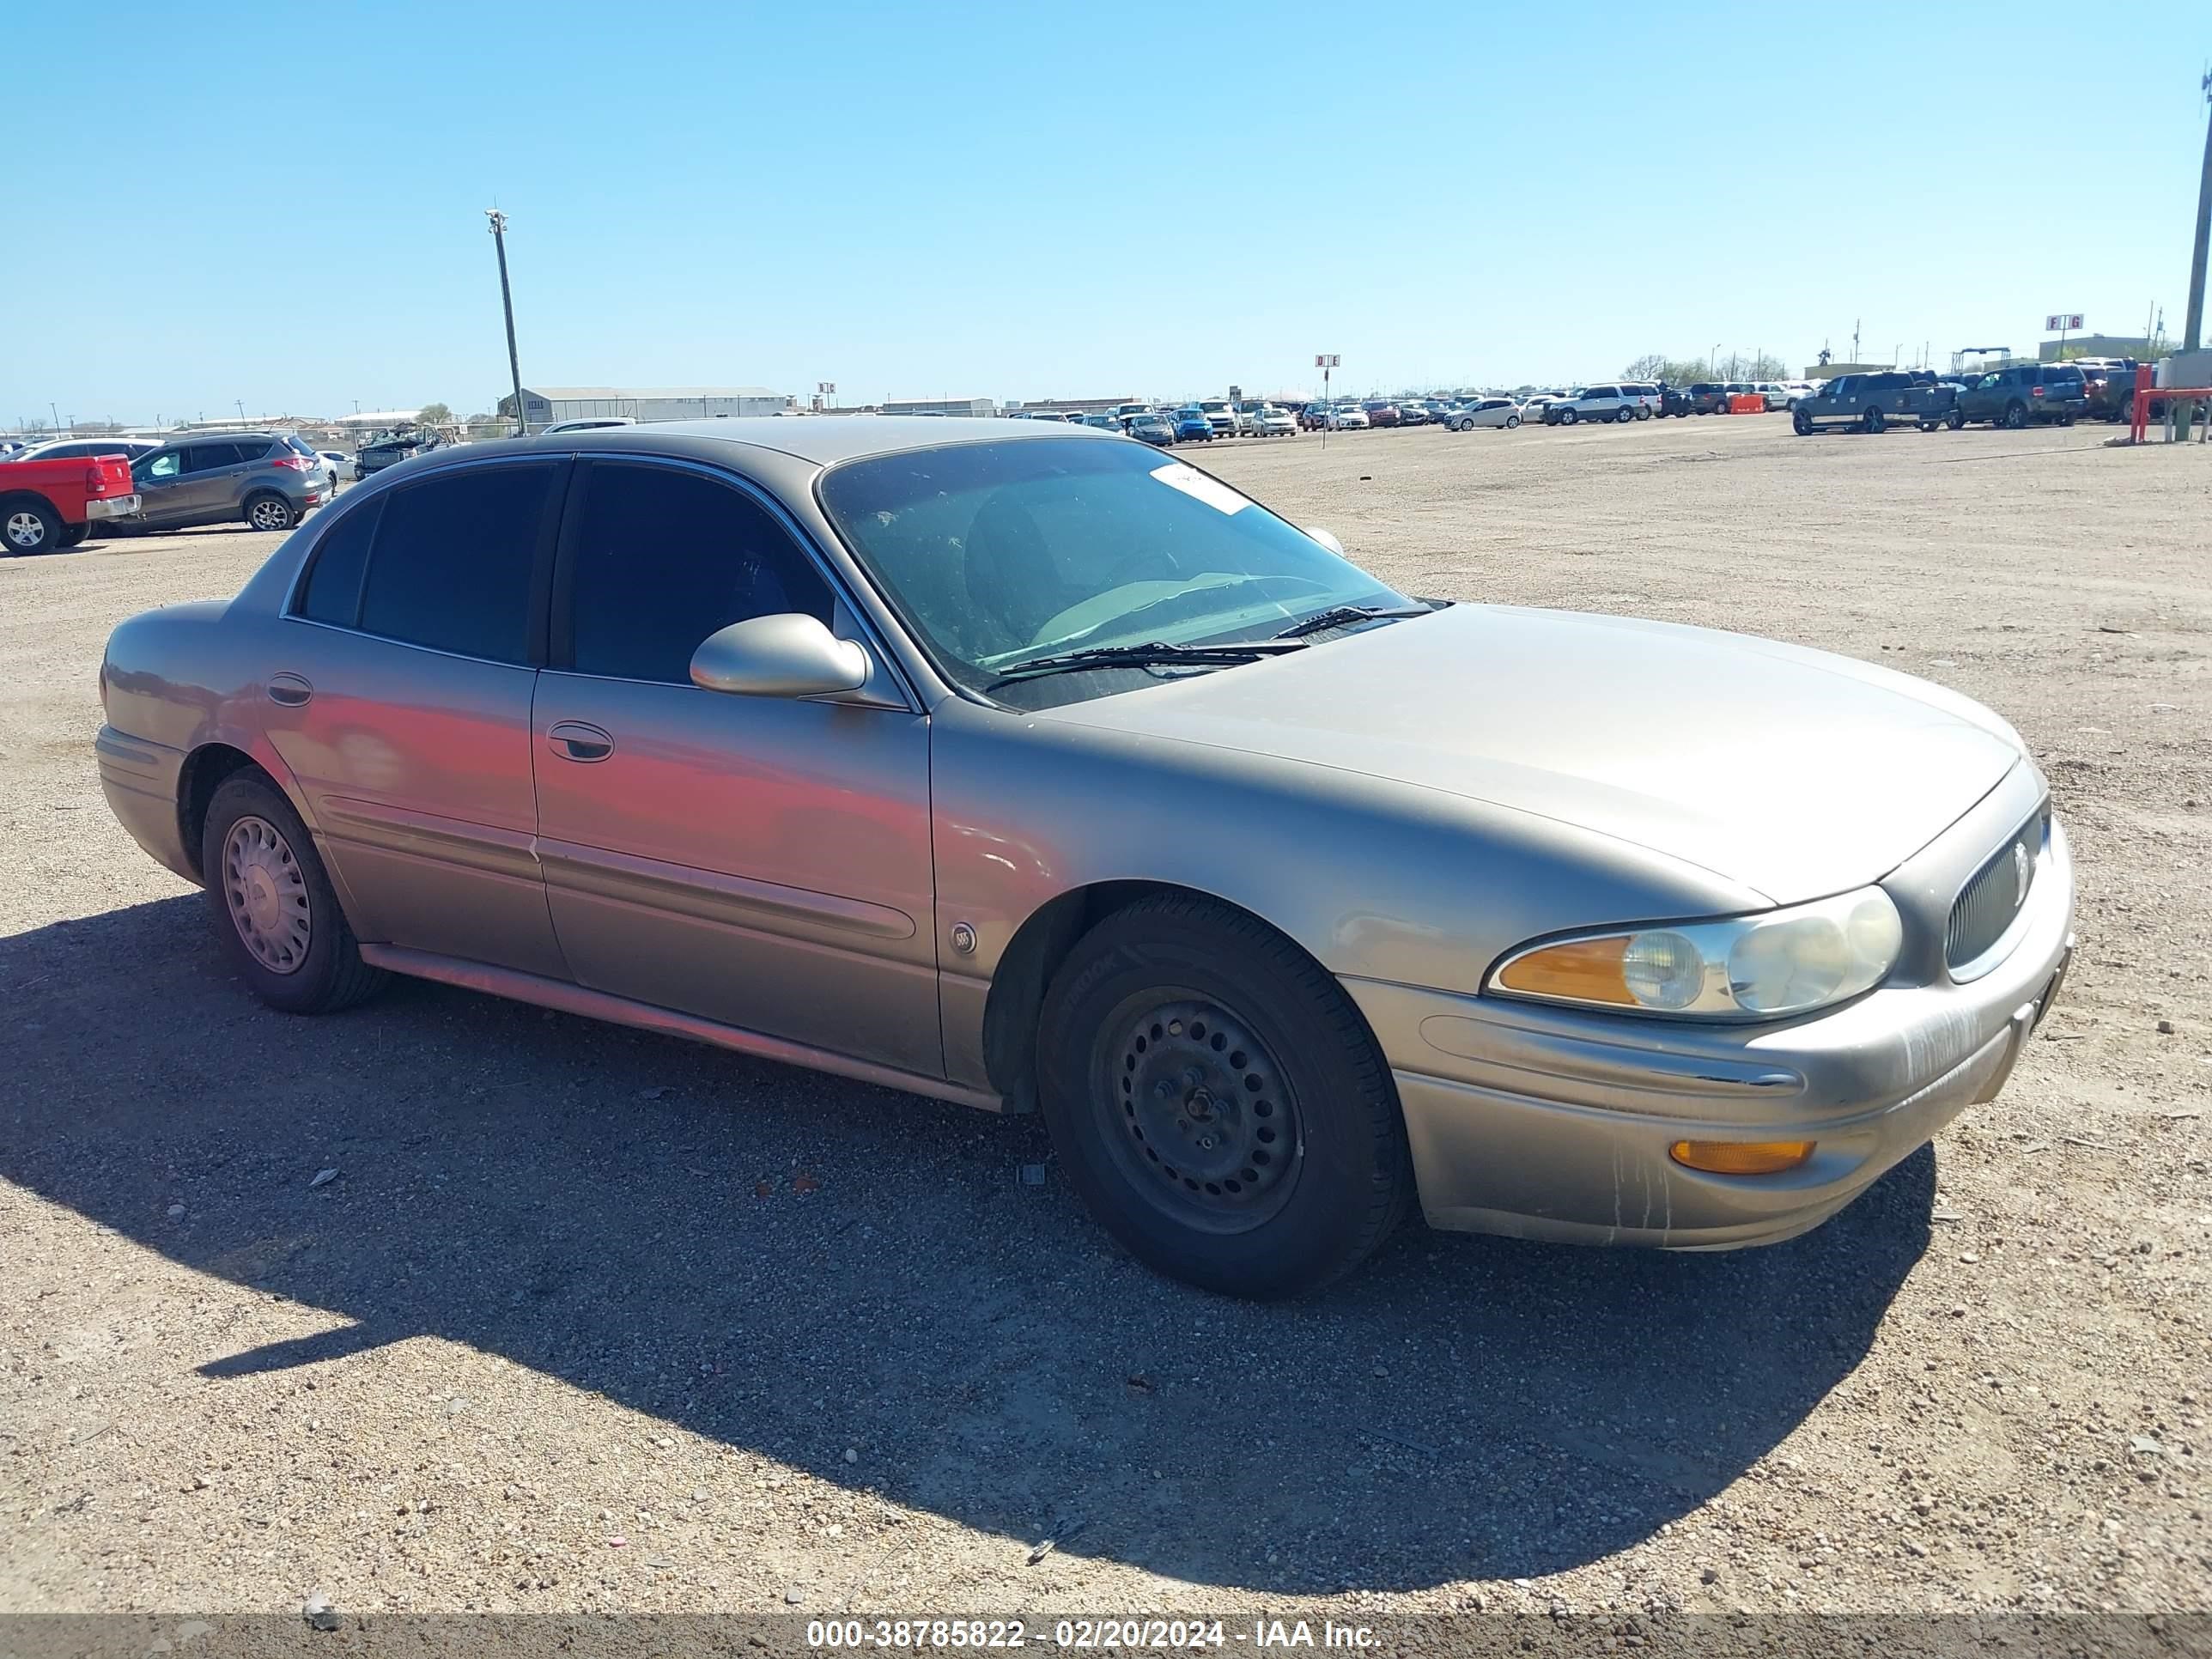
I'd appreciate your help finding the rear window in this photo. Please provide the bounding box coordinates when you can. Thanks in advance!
[356,463,559,664]
[2045,365,2084,386]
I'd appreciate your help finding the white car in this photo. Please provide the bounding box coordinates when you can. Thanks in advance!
[1250,404,1296,437]
[1782,380,1823,410]
[1325,404,1370,430]
[1620,381,1661,418]
[1444,397,1523,431]
[1757,382,1792,411]
[1556,384,1643,425]
[1196,398,1250,438]
[316,450,356,487]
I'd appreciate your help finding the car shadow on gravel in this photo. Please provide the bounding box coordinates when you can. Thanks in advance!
[0,896,1933,1593]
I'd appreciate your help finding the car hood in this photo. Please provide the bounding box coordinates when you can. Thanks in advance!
[1035,604,2027,903]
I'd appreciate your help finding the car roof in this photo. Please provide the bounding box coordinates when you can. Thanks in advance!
[417,416,1112,471]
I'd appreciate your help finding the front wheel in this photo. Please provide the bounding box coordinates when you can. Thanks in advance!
[1947,409,1965,430]
[1037,895,1413,1297]
[1793,409,1814,435]
[1504,413,1520,428]
[1560,408,1578,424]
[1863,405,1886,434]
[201,773,388,1014]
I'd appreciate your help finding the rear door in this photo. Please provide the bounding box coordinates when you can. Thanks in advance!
[266,459,568,976]
[530,458,939,1073]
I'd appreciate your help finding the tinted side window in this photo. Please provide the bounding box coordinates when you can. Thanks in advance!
[296,500,380,627]
[182,444,240,474]
[566,464,833,684]
[358,465,556,663]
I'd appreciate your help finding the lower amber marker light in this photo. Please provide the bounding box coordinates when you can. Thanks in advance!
[1668,1139,1816,1176]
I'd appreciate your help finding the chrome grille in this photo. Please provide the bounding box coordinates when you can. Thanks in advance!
[1946,810,2045,970]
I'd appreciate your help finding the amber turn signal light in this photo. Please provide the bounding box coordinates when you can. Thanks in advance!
[1668,1139,1816,1176]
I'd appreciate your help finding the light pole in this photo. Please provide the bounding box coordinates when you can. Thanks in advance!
[486,210,527,434]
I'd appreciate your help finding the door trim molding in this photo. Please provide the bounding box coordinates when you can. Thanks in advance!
[537,836,918,942]
[357,944,1002,1112]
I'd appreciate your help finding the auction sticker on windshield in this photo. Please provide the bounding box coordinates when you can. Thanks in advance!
[1149,462,1252,516]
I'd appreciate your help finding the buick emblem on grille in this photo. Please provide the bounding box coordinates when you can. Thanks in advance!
[2011,841,2031,907]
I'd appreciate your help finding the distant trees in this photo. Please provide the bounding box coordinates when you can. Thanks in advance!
[1623,352,1792,384]
[417,401,454,426]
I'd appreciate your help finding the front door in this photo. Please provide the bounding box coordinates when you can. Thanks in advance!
[133,443,235,526]
[261,459,569,978]
[530,459,939,1075]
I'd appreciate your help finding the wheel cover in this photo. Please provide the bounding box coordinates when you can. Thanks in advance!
[250,498,289,530]
[1100,995,1303,1233]
[6,511,46,549]
[222,814,312,973]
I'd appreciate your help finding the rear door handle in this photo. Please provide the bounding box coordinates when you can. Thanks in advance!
[267,673,313,707]
[547,720,613,763]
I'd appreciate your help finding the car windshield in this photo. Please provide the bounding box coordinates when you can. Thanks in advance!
[817,437,1409,702]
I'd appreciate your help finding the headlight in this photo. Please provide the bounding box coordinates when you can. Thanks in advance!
[1488,886,1904,1020]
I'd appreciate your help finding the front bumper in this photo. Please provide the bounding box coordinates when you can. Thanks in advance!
[85,494,141,520]
[1346,777,2077,1249]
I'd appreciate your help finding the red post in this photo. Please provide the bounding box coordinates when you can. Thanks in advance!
[2133,363,2154,442]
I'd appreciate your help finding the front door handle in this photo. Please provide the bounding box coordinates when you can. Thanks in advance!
[267,672,313,707]
[547,721,613,763]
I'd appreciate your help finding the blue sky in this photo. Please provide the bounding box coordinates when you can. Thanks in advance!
[11,0,2209,422]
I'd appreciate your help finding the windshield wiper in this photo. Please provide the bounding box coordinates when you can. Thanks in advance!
[987,639,1305,687]
[1269,603,1437,641]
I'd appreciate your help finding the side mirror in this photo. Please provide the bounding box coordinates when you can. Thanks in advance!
[690,613,870,699]
[1305,526,1346,556]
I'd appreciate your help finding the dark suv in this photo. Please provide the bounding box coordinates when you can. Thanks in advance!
[1790,372,1959,434]
[2072,359,2139,422]
[1955,363,2087,428]
[127,433,329,532]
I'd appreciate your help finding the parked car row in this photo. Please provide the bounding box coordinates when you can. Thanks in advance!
[2,429,333,551]
[1790,364,2093,435]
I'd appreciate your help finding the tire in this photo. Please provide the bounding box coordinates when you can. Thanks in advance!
[1863,405,1886,434]
[1036,893,1413,1297]
[2060,413,2075,427]
[1560,408,1578,425]
[1793,409,1814,436]
[1947,409,1965,431]
[1919,422,1937,433]
[201,772,387,1015]
[2,497,61,555]
[2002,401,2027,430]
[1504,413,1519,428]
[244,492,297,532]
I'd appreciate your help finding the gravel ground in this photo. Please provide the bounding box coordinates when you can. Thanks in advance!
[1,416,2207,1627]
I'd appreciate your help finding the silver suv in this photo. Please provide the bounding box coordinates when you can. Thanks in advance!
[127,433,329,533]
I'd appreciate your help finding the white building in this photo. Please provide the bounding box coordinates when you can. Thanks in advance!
[497,386,793,429]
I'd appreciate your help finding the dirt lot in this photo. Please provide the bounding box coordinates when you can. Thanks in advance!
[2,415,2208,1629]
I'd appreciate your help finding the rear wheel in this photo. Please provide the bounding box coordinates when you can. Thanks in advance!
[1037,894,1413,1297]
[1504,413,1520,428]
[2002,401,2027,430]
[3,499,60,555]
[201,773,387,1015]
[1863,405,1886,434]
[1947,409,1965,430]
[244,492,297,532]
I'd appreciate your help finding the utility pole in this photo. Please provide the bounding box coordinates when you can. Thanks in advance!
[2185,70,2212,351]
[486,209,527,434]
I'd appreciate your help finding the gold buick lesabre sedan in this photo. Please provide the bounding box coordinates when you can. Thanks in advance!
[95,419,2075,1296]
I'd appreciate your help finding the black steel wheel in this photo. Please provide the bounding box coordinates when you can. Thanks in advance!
[1037,893,1413,1297]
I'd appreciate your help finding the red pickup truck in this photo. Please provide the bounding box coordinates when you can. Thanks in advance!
[1,453,141,555]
